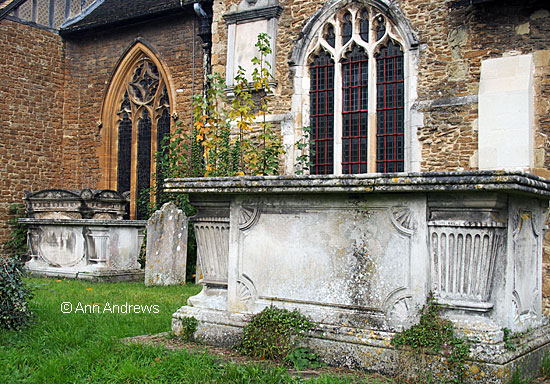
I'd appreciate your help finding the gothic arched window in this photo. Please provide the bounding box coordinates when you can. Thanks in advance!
[306,5,405,175]
[101,43,173,219]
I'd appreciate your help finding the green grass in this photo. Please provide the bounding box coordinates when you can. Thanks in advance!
[0,278,394,383]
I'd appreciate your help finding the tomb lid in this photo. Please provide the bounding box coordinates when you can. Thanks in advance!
[164,171,550,197]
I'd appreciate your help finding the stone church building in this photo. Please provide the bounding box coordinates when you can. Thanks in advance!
[1,0,550,311]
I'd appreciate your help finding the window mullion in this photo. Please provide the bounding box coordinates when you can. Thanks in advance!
[334,60,343,176]
[333,20,343,176]
[367,49,377,173]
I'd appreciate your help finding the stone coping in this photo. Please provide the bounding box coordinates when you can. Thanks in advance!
[19,218,146,227]
[164,170,550,197]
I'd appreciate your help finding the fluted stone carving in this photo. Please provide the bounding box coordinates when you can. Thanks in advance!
[428,195,506,311]
[194,217,230,286]
[429,224,504,310]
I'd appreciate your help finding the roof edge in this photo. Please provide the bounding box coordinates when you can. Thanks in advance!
[0,0,27,22]
[59,0,105,29]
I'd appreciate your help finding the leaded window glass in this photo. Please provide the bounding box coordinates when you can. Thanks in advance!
[309,51,335,175]
[376,41,404,172]
[307,5,405,174]
[342,46,369,174]
[113,55,171,219]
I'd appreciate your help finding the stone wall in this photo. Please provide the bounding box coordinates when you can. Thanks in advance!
[61,13,204,189]
[0,19,65,253]
[209,0,550,312]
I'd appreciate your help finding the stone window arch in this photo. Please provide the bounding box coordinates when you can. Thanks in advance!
[288,0,420,175]
[100,41,175,219]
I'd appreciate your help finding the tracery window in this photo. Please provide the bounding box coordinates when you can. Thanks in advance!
[102,44,172,219]
[307,5,404,175]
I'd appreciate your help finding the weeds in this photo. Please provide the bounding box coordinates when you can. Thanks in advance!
[286,346,324,370]
[541,351,550,378]
[179,316,198,341]
[238,306,314,362]
[391,293,470,383]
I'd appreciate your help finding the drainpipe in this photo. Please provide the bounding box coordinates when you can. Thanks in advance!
[193,0,213,97]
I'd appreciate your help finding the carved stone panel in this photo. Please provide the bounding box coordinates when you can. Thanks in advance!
[429,223,505,311]
[194,217,230,287]
[236,200,416,313]
[512,210,541,322]
[33,226,85,267]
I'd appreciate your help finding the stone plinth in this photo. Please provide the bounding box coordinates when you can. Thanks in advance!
[166,171,550,383]
[145,202,188,286]
[21,218,145,282]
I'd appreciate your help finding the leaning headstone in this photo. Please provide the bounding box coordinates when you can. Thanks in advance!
[145,202,188,286]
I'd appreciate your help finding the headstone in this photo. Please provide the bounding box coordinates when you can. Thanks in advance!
[145,202,188,286]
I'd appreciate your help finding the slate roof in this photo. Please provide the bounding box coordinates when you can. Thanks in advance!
[60,0,195,35]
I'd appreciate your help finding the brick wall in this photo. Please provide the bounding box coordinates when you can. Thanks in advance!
[60,13,203,189]
[0,19,65,254]
[0,14,203,252]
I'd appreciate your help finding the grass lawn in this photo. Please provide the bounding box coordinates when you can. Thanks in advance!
[0,277,392,384]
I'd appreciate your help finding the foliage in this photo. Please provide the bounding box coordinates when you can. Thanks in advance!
[286,346,325,370]
[0,257,33,330]
[508,369,530,384]
[502,328,515,351]
[194,33,284,176]
[541,351,550,378]
[179,316,198,341]
[237,306,315,361]
[4,204,28,262]
[391,293,470,383]
[295,126,315,175]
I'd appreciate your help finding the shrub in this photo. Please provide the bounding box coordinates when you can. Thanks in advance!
[5,203,28,262]
[237,306,314,361]
[0,257,33,330]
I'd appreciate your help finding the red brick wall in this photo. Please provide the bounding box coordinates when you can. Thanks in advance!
[0,19,65,253]
[60,14,203,189]
[0,14,203,252]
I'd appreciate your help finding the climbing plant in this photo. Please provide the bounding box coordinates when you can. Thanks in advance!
[193,33,283,176]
